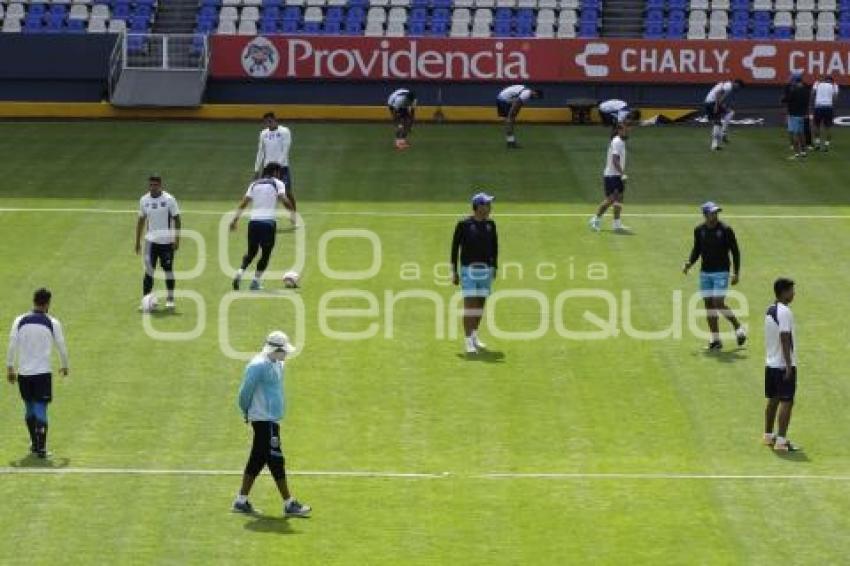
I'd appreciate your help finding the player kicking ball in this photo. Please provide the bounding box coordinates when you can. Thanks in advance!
[590,123,629,233]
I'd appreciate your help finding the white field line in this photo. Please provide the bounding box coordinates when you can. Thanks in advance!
[0,207,849,220]
[1,467,850,481]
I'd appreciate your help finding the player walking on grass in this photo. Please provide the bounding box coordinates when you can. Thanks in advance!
[231,163,295,291]
[233,331,311,517]
[589,122,629,233]
[254,112,297,226]
[782,74,810,160]
[704,79,743,151]
[496,84,542,149]
[135,174,181,310]
[6,288,69,459]
[388,88,417,150]
[451,192,498,355]
[683,201,747,350]
[811,75,839,152]
[763,278,800,452]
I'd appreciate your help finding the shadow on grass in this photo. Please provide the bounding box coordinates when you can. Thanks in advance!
[147,310,184,319]
[8,454,71,468]
[243,514,300,535]
[696,348,749,363]
[456,350,506,363]
[772,449,811,463]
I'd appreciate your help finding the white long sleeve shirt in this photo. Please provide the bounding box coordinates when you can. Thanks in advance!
[7,311,69,375]
[254,126,292,172]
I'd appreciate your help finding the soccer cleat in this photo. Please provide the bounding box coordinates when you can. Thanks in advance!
[589,216,601,232]
[736,328,747,346]
[773,440,801,453]
[165,300,175,310]
[472,335,487,350]
[249,280,263,291]
[465,339,478,355]
[762,433,776,446]
[707,340,723,351]
[35,450,51,459]
[613,223,630,233]
[507,141,520,149]
[232,499,258,514]
[284,499,311,518]
[711,145,722,151]
[232,274,241,291]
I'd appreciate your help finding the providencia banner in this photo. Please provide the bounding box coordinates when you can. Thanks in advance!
[211,35,850,84]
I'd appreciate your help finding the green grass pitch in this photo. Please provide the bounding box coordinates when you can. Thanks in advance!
[1,121,849,564]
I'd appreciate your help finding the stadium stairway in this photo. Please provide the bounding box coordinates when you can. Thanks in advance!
[601,0,644,36]
[152,0,198,33]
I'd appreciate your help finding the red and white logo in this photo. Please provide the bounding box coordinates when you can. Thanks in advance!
[242,37,280,78]
[575,43,610,77]
[742,44,777,80]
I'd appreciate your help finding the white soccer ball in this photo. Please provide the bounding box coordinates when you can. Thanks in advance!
[283,271,300,288]
[141,293,159,313]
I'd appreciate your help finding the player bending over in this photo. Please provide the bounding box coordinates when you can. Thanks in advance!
[387,88,417,150]
[704,79,744,151]
[496,84,543,149]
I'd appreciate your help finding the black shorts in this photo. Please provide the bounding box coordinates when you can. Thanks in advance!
[765,366,797,401]
[280,166,293,194]
[603,175,625,199]
[600,111,617,127]
[144,241,175,275]
[248,220,276,250]
[389,106,412,120]
[18,373,52,403]
[251,420,284,459]
[497,100,515,118]
[814,107,834,127]
[704,102,726,123]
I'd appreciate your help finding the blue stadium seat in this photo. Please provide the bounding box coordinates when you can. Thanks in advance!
[68,19,86,33]
[645,9,663,22]
[263,6,280,19]
[326,7,344,21]
[752,11,771,24]
[260,19,278,33]
[666,21,685,37]
[348,0,368,7]
[283,6,301,20]
[494,20,512,35]
[343,20,362,33]
[840,10,850,22]
[428,20,449,35]
[303,20,321,33]
[432,0,452,7]
[644,22,664,37]
[411,0,429,7]
[516,8,533,21]
[580,8,599,21]
[201,0,222,6]
[408,20,426,35]
[731,10,748,24]
[347,6,365,21]
[432,7,451,21]
[127,35,146,53]
[515,21,534,36]
[282,19,299,32]
[196,19,216,32]
[29,3,47,17]
[839,22,850,38]
[134,5,153,18]
[579,22,598,36]
[646,0,664,9]
[773,26,792,39]
[199,6,217,18]
[751,23,770,37]
[113,3,131,19]
[668,9,685,21]
[668,0,686,8]
[323,20,341,34]
[731,0,748,9]
[49,4,67,16]
[129,17,149,31]
[262,0,283,6]
[494,8,511,20]
[730,23,748,38]
[409,7,427,21]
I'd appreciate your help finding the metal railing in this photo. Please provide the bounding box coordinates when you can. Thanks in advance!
[120,33,209,71]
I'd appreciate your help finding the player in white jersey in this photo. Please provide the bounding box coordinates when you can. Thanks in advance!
[6,288,69,458]
[589,123,629,232]
[255,112,297,226]
[387,88,417,150]
[598,99,641,132]
[704,79,744,150]
[134,174,181,310]
[496,84,543,148]
[230,163,295,291]
[810,75,839,151]
[763,277,799,452]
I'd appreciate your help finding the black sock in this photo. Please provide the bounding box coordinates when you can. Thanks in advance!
[35,421,48,453]
[143,274,154,296]
[25,416,37,450]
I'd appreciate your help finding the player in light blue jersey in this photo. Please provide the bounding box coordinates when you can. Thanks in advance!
[232,331,311,518]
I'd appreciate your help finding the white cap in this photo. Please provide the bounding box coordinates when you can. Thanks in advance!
[262,330,296,354]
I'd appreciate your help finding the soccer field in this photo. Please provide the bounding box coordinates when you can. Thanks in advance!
[1,121,850,565]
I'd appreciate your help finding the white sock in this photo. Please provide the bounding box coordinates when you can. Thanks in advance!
[736,326,746,335]
[825,140,831,147]
[815,138,821,145]
[613,218,622,228]
[236,268,244,277]
[712,333,720,342]
[507,134,516,143]
[764,432,775,439]
[712,125,721,143]
[236,494,248,504]
[775,436,787,445]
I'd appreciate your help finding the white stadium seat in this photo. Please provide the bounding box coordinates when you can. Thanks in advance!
[305,5,324,21]
[327,0,347,5]
[219,6,238,21]
[818,0,836,10]
[537,7,555,23]
[52,0,72,5]
[709,10,728,26]
[558,8,577,23]
[107,18,125,32]
[366,6,385,22]
[473,7,493,23]
[222,0,241,6]
[3,19,22,31]
[556,21,576,37]
[389,0,410,5]
[73,0,94,5]
[368,0,388,6]
[243,0,261,6]
[475,0,495,7]
[68,4,88,19]
[687,26,707,38]
[797,0,815,9]
[240,6,260,21]
[496,0,517,6]
[752,0,771,9]
[6,3,25,20]
[538,0,557,7]
[817,11,835,25]
[773,11,792,26]
[387,6,406,21]
[774,0,793,10]
[708,24,727,38]
[471,21,491,36]
[364,21,383,35]
[796,11,814,25]
[560,0,578,8]
[87,17,107,31]
[452,8,471,22]
[450,21,470,36]
[690,0,709,10]
[237,19,257,34]
[816,24,835,38]
[518,0,537,7]
[217,19,237,33]
[454,0,474,6]
[710,0,729,9]
[795,23,814,38]
[285,0,306,5]
[385,20,404,35]
[536,21,554,36]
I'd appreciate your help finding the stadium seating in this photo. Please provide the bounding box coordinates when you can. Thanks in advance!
[0,0,157,34]
[206,0,587,37]
[654,0,850,40]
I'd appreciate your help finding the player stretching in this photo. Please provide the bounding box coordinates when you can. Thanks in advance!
[254,112,297,226]
[598,99,641,133]
[811,75,839,151]
[387,88,417,150]
[683,201,747,350]
[763,278,800,452]
[230,163,294,291]
[135,174,181,310]
[704,79,744,150]
[496,84,543,149]
[590,122,629,233]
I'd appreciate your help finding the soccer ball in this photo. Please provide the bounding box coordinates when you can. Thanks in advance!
[140,293,159,313]
[283,271,300,288]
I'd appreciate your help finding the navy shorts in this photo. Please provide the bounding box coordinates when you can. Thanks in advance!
[247,220,277,250]
[389,106,413,120]
[144,241,175,276]
[704,102,726,123]
[18,373,52,403]
[814,107,833,127]
[497,100,514,118]
[603,176,625,199]
[765,366,797,401]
